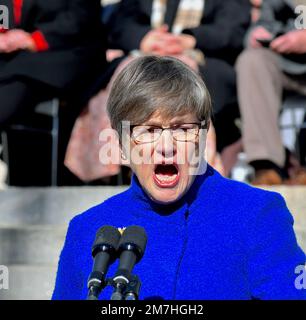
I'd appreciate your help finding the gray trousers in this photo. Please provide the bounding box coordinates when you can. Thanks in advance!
[236,48,306,167]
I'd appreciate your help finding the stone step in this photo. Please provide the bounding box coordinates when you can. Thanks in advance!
[0,186,305,300]
[0,225,304,268]
[262,186,306,229]
[0,265,56,300]
[0,187,126,226]
[0,186,305,266]
[0,226,66,265]
[0,231,305,300]
[1,231,306,301]
[0,186,305,226]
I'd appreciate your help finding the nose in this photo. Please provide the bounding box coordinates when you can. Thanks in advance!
[154,129,177,158]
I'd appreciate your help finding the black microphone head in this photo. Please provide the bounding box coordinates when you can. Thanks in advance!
[92,226,121,258]
[118,226,147,262]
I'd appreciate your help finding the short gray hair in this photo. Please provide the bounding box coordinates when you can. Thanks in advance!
[107,56,212,139]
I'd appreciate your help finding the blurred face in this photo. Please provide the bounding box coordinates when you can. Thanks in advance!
[122,111,207,204]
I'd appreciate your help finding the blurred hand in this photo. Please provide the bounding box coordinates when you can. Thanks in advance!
[106,49,124,62]
[270,30,306,54]
[140,25,184,55]
[0,29,36,53]
[140,25,168,53]
[249,26,273,48]
[0,34,8,52]
[176,34,196,50]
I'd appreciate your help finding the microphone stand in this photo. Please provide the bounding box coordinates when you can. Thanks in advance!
[108,274,141,300]
[86,271,107,300]
[123,275,141,300]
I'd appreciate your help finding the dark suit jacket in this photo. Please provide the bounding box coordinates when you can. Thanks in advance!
[0,0,107,89]
[109,0,251,63]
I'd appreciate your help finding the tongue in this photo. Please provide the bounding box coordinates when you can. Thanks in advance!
[155,165,177,176]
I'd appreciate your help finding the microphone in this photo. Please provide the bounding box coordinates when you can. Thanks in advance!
[87,226,121,300]
[111,226,147,300]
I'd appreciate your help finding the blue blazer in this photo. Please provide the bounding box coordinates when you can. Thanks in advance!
[52,166,306,300]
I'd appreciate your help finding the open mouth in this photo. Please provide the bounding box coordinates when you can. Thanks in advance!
[153,164,180,188]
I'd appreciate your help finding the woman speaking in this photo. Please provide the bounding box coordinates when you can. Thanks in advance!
[52,56,306,300]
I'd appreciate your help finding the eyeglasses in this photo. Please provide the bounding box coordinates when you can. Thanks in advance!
[130,122,207,144]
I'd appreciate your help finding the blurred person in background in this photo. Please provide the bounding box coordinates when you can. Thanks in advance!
[236,0,306,185]
[0,0,107,185]
[0,0,107,126]
[65,0,252,183]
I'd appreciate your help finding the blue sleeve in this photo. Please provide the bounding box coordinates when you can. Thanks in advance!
[247,192,306,300]
[52,216,84,300]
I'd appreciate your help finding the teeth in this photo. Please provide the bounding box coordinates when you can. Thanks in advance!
[155,173,177,182]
